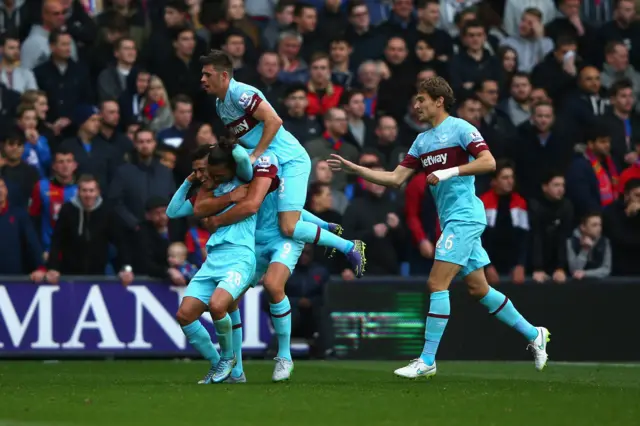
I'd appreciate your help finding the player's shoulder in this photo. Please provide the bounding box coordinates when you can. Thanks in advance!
[256,151,279,168]
[448,116,476,132]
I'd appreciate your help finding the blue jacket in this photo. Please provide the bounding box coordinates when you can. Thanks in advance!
[21,135,51,178]
[0,202,43,274]
[566,155,606,221]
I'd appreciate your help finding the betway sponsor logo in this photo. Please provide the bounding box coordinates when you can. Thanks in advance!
[230,119,249,135]
[421,153,447,168]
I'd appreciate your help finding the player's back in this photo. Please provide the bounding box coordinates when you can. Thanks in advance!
[216,78,305,164]
[415,116,487,226]
[207,177,257,252]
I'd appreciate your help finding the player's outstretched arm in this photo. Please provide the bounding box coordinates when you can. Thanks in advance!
[327,154,415,188]
[250,101,282,160]
[210,177,272,228]
[167,178,194,218]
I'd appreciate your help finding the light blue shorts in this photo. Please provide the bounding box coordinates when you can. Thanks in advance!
[277,152,311,212]
[435,220,490,278]
[250,236,304,287]
[184,245,256,304]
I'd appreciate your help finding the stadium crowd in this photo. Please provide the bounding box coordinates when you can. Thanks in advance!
[1,0,640,301]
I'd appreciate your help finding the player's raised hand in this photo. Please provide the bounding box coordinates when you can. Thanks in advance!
[327,154,357,174]
[186,172,198,183]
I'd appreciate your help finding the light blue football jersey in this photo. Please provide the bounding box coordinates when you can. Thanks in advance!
[206,177,257,252]
[216,78,306,164]
[250,150,282,243]
[400,116,489,226]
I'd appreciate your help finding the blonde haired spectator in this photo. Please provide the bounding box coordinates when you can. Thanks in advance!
[143,76,174,132]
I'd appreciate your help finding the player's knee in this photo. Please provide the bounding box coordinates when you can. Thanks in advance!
[466,280,489,299]
[176,308,195,326]
[208,298,227,319]
[427,278,448,294]
[263,278,285,303]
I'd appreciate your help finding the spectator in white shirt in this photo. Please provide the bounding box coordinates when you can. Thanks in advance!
[501,8,555,73]
[0,32,38,94]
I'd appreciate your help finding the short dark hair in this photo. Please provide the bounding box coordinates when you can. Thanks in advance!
[284,83,307,97]
[512,71,530,81]
[199,2,226,26]
[556,34,577,49]
[192,144,214,162]
[523,7,543,20]
[77,174,98,187]
[330,36,350,47]
[171,94,193,110]
[115,36,135,51]
[53,148,74,160]
[347,0,366,15]
[417,0,439,9]
[474,78,499,93]
[418,76,455,110]
[134,126,155,141]
[101,10,129,32]
[224,28,245,45]
[461,19,484,36]
[48,29,70,45]
[310,51,330,65]
[341,89,364,106]
[171,25,195,42]
[1,31,19,45]
[580,211,602,225]
[275,0,296,13]
[605,40,626,55]
[493,159,515,179]
[294,2,315,17]
[609,78,633,97]
[532,100,554,114]
[165,0,188,13]
[207,138,236,168]
[309,182,330,198]
[457,93,481,108]
[624,178,640,194]
[541,170,564,185]
[4,131,24,145]
[200,49,233,75]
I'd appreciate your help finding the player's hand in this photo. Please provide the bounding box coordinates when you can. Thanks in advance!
[532,271,548,283]
[119,270,135,286]
[419,239,434,259]
[485,265,500,285]
[341,269,356,281]
[511,265,526,285]
[327,154,358,174]
[30,269,46,283]
[45,269,60,284]
[298,297,312,308]
[373,223,388,238]
[552,269,567,284]
[230,184,249,202]
[249,154,257,165]
[202,217,219,233]
[168,268,187,286]
[573,270,586,280]
[426,173,440,186]
[386,212,400,229]
[186,172,197,183]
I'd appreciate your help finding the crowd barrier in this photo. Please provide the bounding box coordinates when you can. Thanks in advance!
[1,276,639,361]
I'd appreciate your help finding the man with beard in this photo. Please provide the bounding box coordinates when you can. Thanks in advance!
[95,100,133,163]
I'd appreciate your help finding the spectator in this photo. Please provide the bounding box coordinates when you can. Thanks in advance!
[224,0,261,51]
[281,84,320,144]
[531,35,580,108]
[0,33,38,93]
[414,37,449,79]
[329,37,354,90]
[440,0,482,36]
[450,7,498,56]
[580,0,615,27]
[567,212,612,279]
[293,2,324,63]
[285,243,329,357]
[185,218,210,268]
[90,10,129,85]
[0,0,33,41]
[562,66,610,139]
[544,0,596,61]
[500,8,554,73]
[596,0,640,69]
[45,174,133,282]
[158,26,202,101]
[306,52,344,118]
[96,0,149,50]
[415,0,454,61]
[619,139,640,190]
[305,181,343,271]
[118,68,150,127]
[20,0,79,70]
[304,107,359,190]
[503,0,557,38]
[16,104,51,178]
[499,71,533,127]
[250,52,287,112]
[59,104,116,192]
[309,159,349,215]
[108,127,176,234]
[371,115,407,171]
[136,196,185,284]
[448,20,501,93]
[33,30,93,131]
[344,0,385,72]
[480,160,529,285]
[276,30,308,84]
[0,132,39,207]
[566,122,620,219]
[157,146,177,171]
[530,86,551,105]
[96,99,133,163]
[475,78,517,150]
[96,36,137,102]
[602,40,640,101]
[601,78,640,169]
[497,46,518,96]
[356,60,383,119]
[342,163,405,276]
[529,171,574,283]
[143,76,174,133]
[28,148,78,257]
[157,95,193,151]
[343,89,375,149]
[222,29,254,82]
[263,0,295,51]
[404,170,439,275]
[603,178,640,276]
[20,90,55,147]
[377,37,416,121]
[515,102,574,200]
[167,241,198,283]
[0,176,45,277]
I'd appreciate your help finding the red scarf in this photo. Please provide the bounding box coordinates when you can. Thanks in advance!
[323,131,344,151]
[585,148,619,206]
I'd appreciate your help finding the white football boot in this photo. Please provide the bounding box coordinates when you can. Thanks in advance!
[394,358,437,379]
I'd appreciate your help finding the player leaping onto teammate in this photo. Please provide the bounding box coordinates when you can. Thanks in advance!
[328,77,550,379]
[199,49,366,277]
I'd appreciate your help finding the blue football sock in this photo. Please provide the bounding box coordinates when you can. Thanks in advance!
[479,287,539,341]
[301,210,329,230]
[420,290,450,366]
[229,309,243,377]
[270,297,292,361]
[292,221,354,254]
[213,314,234,358]
[181,320,220,366]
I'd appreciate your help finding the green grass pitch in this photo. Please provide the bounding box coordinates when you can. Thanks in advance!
[0,361,639,426]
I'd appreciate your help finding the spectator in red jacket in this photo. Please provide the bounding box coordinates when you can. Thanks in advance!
[306,52,344,118]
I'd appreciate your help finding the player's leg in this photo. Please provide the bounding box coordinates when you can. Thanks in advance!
[462,243,550,370]
[227,297,246,383]
[300,209,344,258]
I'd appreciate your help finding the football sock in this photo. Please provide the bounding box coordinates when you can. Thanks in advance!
[229,309,244,377]
[479,287,539,341]
[232,145,253,181]
[301,210,329,230]
[181,320,220,366]
[292,220,354,253]
[270,297,292,361]
[213,313,234,358]
[420,290,450,366]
